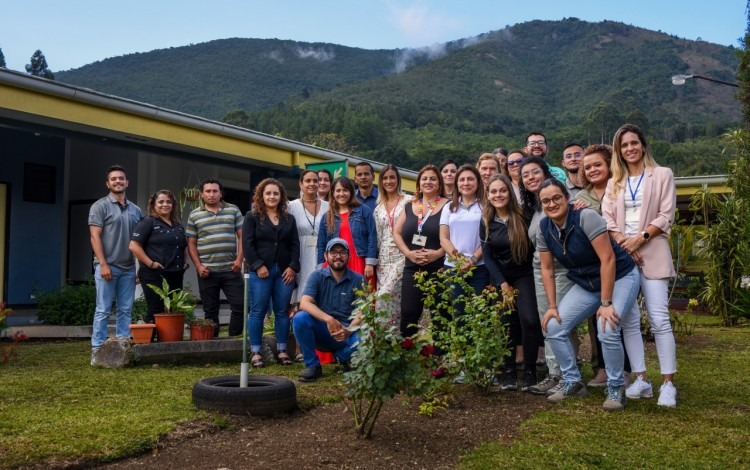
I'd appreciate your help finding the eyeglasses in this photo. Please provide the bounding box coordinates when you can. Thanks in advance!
[521,168,543,179]
[563,152,583,160]
[328,249,349,258]
[527,140,546,147]
[540,194,565,207]
[507,158,524,167]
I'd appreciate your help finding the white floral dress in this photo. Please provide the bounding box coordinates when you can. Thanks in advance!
[288,198,329,303]
[374,195,411,325]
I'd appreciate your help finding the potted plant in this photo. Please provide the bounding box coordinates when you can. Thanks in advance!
[129,295,155,344]
[185,309,216,341]
[146,278,196,342]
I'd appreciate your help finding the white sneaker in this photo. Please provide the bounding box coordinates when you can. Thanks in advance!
[657,381,677,408]
[625,375,653,399]
[90,347,99,366]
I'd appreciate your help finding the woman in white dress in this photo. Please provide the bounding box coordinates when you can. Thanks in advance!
[289,170,330,305]
[373,165,410,325]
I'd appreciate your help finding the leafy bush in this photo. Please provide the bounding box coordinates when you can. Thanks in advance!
[35,278,96,326]
[415,256,512,393]
[343,290,441,438]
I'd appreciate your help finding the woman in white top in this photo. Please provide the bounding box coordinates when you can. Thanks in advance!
[288,170,330,304]
[439,164,489,296]
[373,165,410,325]
[602,123,677,408]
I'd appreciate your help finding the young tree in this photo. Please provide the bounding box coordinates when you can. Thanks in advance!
[0,48,6,68]
[25,49,54,79]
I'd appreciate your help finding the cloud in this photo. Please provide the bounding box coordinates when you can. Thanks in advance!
[393,34,487,74]
[266,50,284,63]
[387,1,462,47]
[294,47,335,61]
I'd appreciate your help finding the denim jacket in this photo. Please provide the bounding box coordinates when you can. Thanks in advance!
[540,206,634,292]
[316,205,378,266]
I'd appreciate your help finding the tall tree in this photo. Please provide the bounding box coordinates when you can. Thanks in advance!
[0,48,6,68]
[25,49,54,79]
[739,2,750,126]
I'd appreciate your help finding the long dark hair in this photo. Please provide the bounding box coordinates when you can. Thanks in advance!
[482,175,529,265]
[252,178,288,222]
[326,176,361,234]
[518,156,553,214]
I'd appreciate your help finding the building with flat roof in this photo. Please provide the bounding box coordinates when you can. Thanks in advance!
[0,69,416,305]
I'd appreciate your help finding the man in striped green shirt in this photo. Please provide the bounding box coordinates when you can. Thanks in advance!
[186,178,245,336]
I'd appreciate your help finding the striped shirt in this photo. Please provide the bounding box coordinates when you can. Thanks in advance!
[186,202,243,272]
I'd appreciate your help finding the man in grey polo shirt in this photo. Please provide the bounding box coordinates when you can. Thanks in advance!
[89,165,142,365]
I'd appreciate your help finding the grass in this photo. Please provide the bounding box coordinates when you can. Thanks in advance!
[1,317,748,468]
[0,340,345,468]
[459,317,750,469]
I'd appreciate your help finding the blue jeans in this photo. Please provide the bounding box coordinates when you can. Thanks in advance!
[248,264,295,354]
[546,267,640,388]
[92,264,137,348]
[292,311,359,368]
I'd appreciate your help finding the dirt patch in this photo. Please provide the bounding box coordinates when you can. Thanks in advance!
[96,386,548,470]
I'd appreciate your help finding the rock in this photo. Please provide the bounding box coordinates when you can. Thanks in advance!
[94,337,133,368]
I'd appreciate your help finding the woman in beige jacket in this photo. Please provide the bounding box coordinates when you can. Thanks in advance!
[602,123,678,408]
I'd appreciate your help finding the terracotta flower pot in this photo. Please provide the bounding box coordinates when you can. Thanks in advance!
[154,313,186,342]
[190,324,215,341]
[130,323,156,344]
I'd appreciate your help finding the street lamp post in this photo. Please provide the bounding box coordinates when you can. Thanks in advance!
[671,74,739,88]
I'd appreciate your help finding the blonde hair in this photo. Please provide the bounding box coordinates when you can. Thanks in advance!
[608,124,659,199]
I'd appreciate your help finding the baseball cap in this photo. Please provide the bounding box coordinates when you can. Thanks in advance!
[325,237,349,252]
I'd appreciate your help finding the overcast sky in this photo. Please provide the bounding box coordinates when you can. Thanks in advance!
[1,0,746,72]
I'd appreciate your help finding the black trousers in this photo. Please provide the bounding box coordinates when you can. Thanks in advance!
[197,270,245,336]
[400,265,441,338]
[502,274,540,371]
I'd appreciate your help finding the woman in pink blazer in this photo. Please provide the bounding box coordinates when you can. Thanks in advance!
[601,124,678,408]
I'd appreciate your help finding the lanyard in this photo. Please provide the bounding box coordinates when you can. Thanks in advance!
[417,197,440,234]
[627,173,645,212]
[302,199,318,235]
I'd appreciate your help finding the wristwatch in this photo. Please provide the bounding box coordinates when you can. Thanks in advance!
[641,231,650,241]
[469,255,479,264]
[601,300,612,307]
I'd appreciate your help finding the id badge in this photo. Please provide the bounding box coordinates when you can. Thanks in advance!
[305,236,317,247]
[412,234,427,247]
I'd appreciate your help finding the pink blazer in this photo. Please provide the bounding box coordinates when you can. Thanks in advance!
[601,166,676,280]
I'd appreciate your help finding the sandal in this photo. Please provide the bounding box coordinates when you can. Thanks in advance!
[251,353,265,368]
[277,350,293,366]
[294,352,304,363]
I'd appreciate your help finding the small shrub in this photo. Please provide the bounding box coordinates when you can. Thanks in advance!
[416,255,512,394]
[343,290,441,438]
[35,278,96,326]
[1,303,28,364]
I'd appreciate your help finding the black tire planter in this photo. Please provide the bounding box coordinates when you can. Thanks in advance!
[192,375,297,416]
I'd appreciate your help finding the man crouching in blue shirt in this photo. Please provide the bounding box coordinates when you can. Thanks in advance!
[293,237,365,382]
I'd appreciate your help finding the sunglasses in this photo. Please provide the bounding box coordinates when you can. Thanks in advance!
[507,158,524,167]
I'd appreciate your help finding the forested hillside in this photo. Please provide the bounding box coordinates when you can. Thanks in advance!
[55,19,741,175]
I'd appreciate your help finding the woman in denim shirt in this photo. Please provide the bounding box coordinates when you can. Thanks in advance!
[317,176,377,280]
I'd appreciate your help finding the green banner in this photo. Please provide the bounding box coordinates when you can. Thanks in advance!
[305,160,347,179]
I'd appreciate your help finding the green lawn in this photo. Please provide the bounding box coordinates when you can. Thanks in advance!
[459,320,750,469]
[1,317,748,468]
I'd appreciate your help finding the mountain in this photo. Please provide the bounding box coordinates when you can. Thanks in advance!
[55,19,742,175]
[56,38,400,119]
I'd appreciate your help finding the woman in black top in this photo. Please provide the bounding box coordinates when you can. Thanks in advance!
[481,175,539,392]
[242,178,300,368]
[393,165,448,337]
[130,190,188,323]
